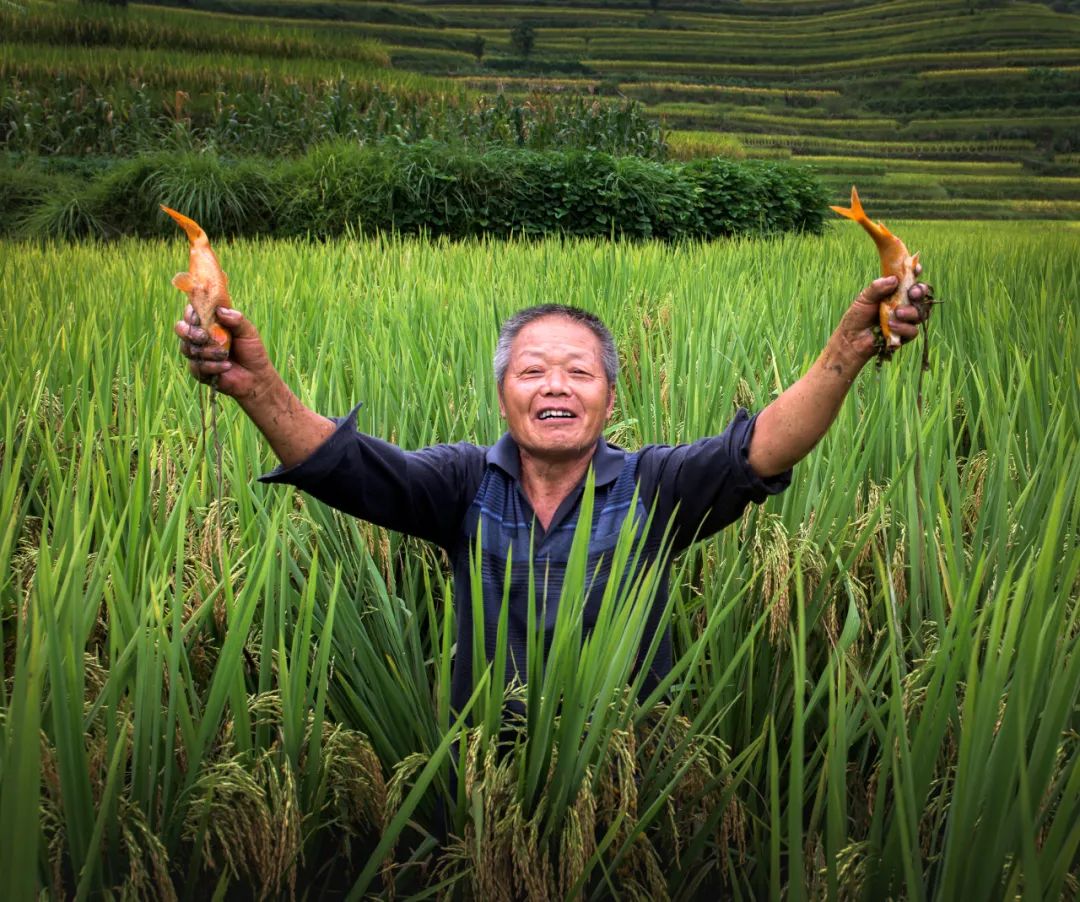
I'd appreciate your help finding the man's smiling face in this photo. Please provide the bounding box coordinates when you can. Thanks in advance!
[498,315,615,463]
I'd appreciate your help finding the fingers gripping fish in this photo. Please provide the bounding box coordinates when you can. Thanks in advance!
[163,205,229,547]
[161,205,232,351]
[831,186,930,360]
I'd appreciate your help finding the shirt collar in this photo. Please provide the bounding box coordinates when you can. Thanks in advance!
[485,432,625,487]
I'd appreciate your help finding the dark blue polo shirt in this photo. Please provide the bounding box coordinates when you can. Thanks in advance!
[260,403,790,711]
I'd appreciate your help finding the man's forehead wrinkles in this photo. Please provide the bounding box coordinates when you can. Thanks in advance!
[514,345,596,362]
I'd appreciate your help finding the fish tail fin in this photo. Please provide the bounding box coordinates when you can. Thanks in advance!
[829,185,867,223]
[160,205,207,245]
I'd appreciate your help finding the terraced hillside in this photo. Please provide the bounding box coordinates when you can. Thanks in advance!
[5,0,1079,217]
[431,0,1080,219]
[115,0,1079,218]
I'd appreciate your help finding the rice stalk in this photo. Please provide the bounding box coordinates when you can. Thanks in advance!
[1,223,1077,897]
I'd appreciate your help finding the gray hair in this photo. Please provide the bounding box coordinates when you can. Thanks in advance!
[493,304,618,388]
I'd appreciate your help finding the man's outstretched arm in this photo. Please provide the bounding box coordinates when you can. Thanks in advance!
[175,304,335,467]
[747,275,931,479]
[177,303,487,548]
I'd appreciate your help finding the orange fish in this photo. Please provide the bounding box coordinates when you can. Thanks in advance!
[161,205,232,353]
[830,186,919,354]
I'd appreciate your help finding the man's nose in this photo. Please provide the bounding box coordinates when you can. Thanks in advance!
[542,369,569,394]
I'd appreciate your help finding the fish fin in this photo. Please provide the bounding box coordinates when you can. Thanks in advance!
[208,324,232,352]
[911,251,920,270]
[829,185,867,222]
[172,272,195,292]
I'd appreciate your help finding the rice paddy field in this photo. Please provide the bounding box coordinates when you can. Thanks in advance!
[2,221,1079,898]
[6,0,1080,217]
[4,0,1080,895]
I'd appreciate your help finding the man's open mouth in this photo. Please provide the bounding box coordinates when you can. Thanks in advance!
[538,409,576,420]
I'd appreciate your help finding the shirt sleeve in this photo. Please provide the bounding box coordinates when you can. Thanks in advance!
[257,402,487,550]
[637,408,791,551]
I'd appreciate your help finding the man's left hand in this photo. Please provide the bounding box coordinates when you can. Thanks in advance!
[834,266,933,364]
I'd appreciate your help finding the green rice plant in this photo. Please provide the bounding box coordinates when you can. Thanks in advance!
[497,0,1076,42]
[412,4,644,30]
[451,75,603,92]
[385,46,477,72]
[796,156,1026,176]
[138,0,450,27]
[650,103,900,138]
[1,219,1078,896]
[666,130,747,161]
[857,198,1080,219]
[590,47,1080,80]
[623,81,840,104]
[899,115,1080,146]
[820,172,1080,203]
[733,131,1038,159]
[534,12,1080,66]
[0,41,431,95]
[920,64,1080,80]
[0,3,392,66]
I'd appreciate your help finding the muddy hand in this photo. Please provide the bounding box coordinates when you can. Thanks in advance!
[836,264,931,362]
[175,304,273,399]
[890,279,934,344]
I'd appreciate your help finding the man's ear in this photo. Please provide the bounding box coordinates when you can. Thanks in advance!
[606,386,616,420]
[497,385,507,419]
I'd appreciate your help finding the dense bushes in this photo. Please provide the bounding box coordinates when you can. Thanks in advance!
[686,156,826,234]
[0,142,827,241]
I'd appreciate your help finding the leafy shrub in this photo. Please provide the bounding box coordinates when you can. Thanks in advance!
[3,143,827,241]
[684,158,766,237]
[510,22,536,59]
[277,144,817,240]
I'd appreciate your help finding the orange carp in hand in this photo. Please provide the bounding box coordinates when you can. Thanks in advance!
[830,186,920,355]
[161,205,232,353]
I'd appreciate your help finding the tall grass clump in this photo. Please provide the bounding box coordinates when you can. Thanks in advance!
[1,221,1078,896]
[0,145,825,240]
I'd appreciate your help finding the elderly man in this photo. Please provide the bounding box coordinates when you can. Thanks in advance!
[176,275,929,708]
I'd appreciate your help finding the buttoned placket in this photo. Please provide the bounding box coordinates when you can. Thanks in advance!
[515,479,592,553]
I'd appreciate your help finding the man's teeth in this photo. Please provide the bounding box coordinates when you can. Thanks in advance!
[539,410,574,420]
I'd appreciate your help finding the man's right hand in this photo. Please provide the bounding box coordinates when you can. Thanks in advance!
[175,302,336,467]
[174,303,273,401]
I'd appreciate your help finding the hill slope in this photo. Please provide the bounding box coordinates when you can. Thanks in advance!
[5,0,1079,218]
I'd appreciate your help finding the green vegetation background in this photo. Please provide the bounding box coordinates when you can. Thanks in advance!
[4,0,1080,226]
[3,224,1078,897]
[3,0,1080,897]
